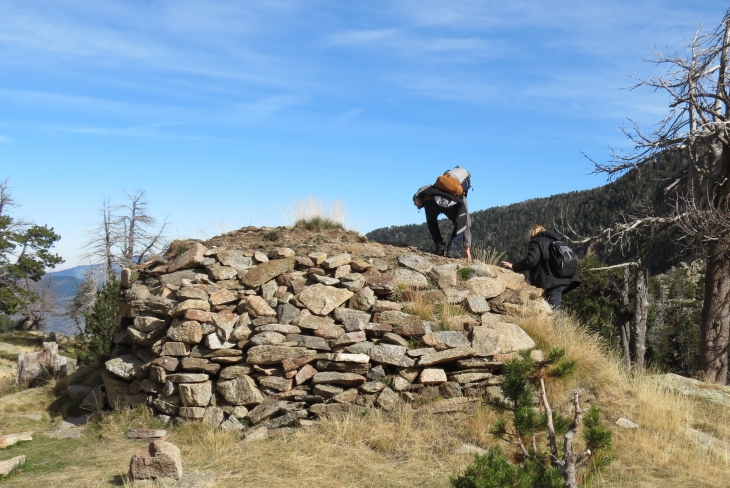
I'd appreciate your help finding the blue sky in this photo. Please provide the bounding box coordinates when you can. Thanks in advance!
[0,0,725,269]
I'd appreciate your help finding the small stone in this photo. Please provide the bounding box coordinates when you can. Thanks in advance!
[0,432,32,449]
[392,376,410,391]
[346,341,375,354]
[298,284,354,316]
[127,428,167,439]
[418,347,474,367]
[332,353,370,363]
[422,331,470,350]
[372,300,402,312]
[170,299,210,317]
[282,355,317,373]
[312,372,367,387]
[242,258,296,288]
[616,417,639,429]
[167,321,203,344]
[167,242,207,273]
[295,364,318,385]
[246,296,277,318]
[0,455,25,476]
[304,252,325,266]
[204,333,235,350]
[105,355,144,380]
[466,296,490,314]
[220,415,245,431]
[471,323,536,356]
[323,253,351,269]
[315,324,345,339]
[406,347,436,357]
[443,288,470,304]
[360,378,386,394]
[429,264,458,289]
[269,247,295,259]
[451,372,492,384]
[178,381,213,407]
[376,387,397,411]
[258,376,292,392]
[253,251,269,263]
[387,268,428,289]
[333,388,359,404]
[381,332,410,347]
[210,289,238,306]
[216,375,264,406]
[313,384,344,398]
[276,303,300,325]
[350,287,376,312]
[397,253,433,274]
[368,344,415,367]
[465,277,505,299]
[129,440,183,480]
[247,346,317,365]
[242,426,269,443]
[250,331,286,346]
[420,368,447,385]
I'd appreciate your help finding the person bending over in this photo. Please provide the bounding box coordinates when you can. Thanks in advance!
[413,184,472,260]
[501,224,580,310]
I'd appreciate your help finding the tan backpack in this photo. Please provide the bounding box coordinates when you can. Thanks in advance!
[433,167,471,197]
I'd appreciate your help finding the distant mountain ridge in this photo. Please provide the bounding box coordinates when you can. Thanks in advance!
[367,156,685,272]
[38,264,99,336]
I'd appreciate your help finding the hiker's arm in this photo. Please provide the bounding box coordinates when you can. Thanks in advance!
[511,241,540,272]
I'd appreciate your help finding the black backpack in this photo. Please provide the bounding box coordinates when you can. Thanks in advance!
[548,240,578,277]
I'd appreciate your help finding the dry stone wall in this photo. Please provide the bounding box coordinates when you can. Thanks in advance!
[106,234,551,431]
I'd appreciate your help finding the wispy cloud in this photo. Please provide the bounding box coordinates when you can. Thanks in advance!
[0,135,13,143]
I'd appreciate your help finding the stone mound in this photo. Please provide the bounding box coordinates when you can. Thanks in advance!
[103,227,551,430]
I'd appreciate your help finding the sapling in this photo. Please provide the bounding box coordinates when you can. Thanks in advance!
[451,348,612,488]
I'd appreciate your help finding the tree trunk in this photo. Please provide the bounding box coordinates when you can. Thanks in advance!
[632,264,649,370]
[700,239,730,384]
[618,267,632,370]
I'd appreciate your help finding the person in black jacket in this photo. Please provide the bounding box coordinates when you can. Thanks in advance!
[413,184,471,259]
[501,224,581,310]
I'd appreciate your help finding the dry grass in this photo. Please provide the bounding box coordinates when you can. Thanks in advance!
[471,246,506,267]
[281,197,347,230]
[404,291,437,322]
[510,311,730,487]
[439,303,470,330]
[1,313,729,487]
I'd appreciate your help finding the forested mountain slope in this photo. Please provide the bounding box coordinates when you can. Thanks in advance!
[367,156,685,272]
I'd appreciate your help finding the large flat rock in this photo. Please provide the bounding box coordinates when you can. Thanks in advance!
[297,284,354,315]
[242,258,296,288]
[471,323,535,356]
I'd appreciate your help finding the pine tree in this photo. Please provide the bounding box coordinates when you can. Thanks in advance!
[77,275,120,365]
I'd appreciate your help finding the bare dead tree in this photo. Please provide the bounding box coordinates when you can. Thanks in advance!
[82,190,168,272]
[81,197,116,278]
[117,190,168,267]
[584,10,730,383]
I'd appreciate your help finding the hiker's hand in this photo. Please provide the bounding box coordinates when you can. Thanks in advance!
[501,261,512,269]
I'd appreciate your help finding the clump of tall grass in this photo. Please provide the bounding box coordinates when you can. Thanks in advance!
[282,197,347,231]
[472,245,506,267]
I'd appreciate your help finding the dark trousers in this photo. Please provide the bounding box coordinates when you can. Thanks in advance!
[424,200,467,246]
[544,285,568,310]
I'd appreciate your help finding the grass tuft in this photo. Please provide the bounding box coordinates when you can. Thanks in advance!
[283,197,347,230]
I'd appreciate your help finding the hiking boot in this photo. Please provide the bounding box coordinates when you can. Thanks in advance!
[432,243,445,256]
[446,243,462,259]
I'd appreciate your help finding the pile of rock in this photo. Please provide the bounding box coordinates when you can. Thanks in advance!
[102,238,549,432]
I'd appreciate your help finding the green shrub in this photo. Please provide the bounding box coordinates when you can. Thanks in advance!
[457,267,472,280]
[264,230,281,241]
[76,276,120,365]
[453,348,612,488]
